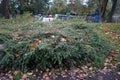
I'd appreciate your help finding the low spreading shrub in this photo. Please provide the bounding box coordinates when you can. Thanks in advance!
[0,19,116,71]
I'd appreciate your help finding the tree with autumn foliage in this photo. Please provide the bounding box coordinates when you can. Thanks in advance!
[69,0,85,15]
[50,0,68,14]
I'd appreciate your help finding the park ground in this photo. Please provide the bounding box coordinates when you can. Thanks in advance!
[0,16,120,80]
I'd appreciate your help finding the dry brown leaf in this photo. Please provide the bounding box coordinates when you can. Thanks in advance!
[104,63,108,66]
[21,74,28,79]
[33,39,41,44]
[62,75,67,78]
[33,75,36,77]
[62,71,66,75]
[117,72,120,75]
[45,76,50,80]
[97,76,103,80]
[30,44,36,49]
[79,74,84,78]
[81,66,88,72]
[8,74,13,80]
[73,68,80,73]
[43,73,48,79]
[105,59,109,63]
[55,69,60,75]
[46,68,50,72]
[13,71,20,75]
[25,35,30,38]
[89,67,93,70]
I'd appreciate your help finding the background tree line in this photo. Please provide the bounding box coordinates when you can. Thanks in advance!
[0,0,49,18]
[0,0,119,22]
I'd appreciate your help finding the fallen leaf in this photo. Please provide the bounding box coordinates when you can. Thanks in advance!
[97,76,103,80]
[33,39,41,44]
[33,74,36,77]
[30,44,36,49]
[45,76,50,80]
[81,66,88,72]
[105,59,109,63]
[79,74,84,78]
[61,38,66,42]
[43,73,48,79]
[117,72,120,75]
[46,68,50,72]
[13,71,20,75]
[89,67,93,70]
[55,69,60,75]
[62,75,67,78]
[104,63,108,66]
[73,68,79,73]
[21,74,28,79]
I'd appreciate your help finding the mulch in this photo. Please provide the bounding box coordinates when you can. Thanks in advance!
[0,68,120,80]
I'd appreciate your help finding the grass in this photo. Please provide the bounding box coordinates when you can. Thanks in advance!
[99,23,120,49]
[0,16,119,71]
[98,23,120,71]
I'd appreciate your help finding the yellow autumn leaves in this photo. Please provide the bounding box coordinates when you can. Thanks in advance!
[30,38,42,50]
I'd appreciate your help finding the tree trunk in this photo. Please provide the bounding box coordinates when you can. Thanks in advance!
[97,0,108,22]
[1,0,10,19]
[107,0,117,22]
[100,0,108,22]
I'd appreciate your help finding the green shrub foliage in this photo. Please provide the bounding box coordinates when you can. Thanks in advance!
[0,21,115,71]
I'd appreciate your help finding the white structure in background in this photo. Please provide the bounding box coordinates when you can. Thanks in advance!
[48,0,88,6]
[83,0,88,5]
[113,14,120,23]
[41,15,55,22]
[49,0,75,4]
[66,0,88,5]
[42,17,55,22]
